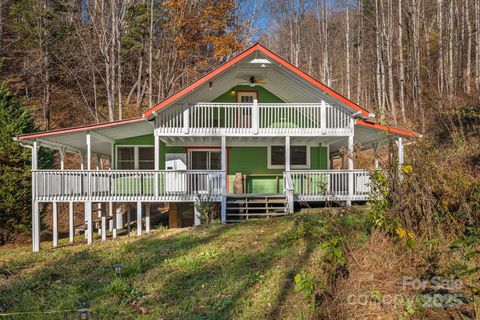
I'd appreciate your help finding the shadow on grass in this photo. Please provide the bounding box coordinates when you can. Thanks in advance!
[0,218,313,319]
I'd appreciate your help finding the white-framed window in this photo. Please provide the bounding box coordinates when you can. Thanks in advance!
[188,149,221,170]
[116,145,155,170]
[268,145,310,169]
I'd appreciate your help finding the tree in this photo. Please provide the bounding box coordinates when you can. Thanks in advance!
[0,84,53,243]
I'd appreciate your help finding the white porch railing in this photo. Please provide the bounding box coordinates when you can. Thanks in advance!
[33,170,224,202]
[284,170,371,201]
[156,102,353,136]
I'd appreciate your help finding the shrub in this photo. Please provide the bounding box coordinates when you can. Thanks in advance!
[0,84,53,243]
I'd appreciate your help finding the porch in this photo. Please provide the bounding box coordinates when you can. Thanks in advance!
[32,168,371,203]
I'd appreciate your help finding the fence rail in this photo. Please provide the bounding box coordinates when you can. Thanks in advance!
[156,102,353,136]
[33,170,224,202]
[285,170,371,201]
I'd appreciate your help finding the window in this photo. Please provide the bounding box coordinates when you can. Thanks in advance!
[138,147,155,169]
[116,146,155,170]
[117,147,135,169]
[268,145,309,169]
[237,91,257,103]
[189,150,222,170]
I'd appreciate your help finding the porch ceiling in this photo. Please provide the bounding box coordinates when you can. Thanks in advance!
[16,118,153,156]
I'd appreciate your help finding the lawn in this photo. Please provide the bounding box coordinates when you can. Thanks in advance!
[0,212,328,319]
[1,209,477,320]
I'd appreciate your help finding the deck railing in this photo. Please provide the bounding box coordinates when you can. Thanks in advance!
[156,102,353,136]
[284,170,371,201]
[33,170,224,202]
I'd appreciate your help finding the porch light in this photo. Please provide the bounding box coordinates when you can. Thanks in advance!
[231,89,235,95]
[209,81,213,91]
[112,263,123,276]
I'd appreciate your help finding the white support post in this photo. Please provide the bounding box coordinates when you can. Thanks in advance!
[32,140,40,252]
[145,203,151,233]
[320,100,327,130]
[252,99,259,134]
[112,202,118,239]
[79,152,84,170]
[347,127,354,207]
[373,142,380,169]
[183,105,190,134]
[52,202,58,248]
[285,136,291,171]
[127,205,131,236]
[86,132,91,171]
[60,147,65,170]
[108,202,113,232]
[285,136,294,213]
[397,137,404,167]
[136,201,142,236]
[86,201,93,245]
[69,201,74,243]
[101,203,107,242]
[154,133,160,197]
[194,205,201,226]
[220,136,227,223]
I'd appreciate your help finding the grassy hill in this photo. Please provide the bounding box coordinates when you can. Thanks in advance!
[0,209,478,319]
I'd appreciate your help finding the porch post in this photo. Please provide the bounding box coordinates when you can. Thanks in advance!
[145,203,151,233]
[373,142,380,169]
[101,203,107,242]
[183,105,190,134]
[285,136,294,214]
[136,201,142,236]
[194,205,201,226]
[86,201,93,245]
[320,100,327,130]
[68,201,74,243]
[108,202,114,232]
[60,147,65,170]
[220,135,227,223]
[111,202,119,239]
[347,127,354,207]
[252,98,259,134]
[86,133,92,240]
[32,140,40,252]
[285,136,291,171]
[52,202,58,247]
[154,131,160,197]
[397,137,404,167]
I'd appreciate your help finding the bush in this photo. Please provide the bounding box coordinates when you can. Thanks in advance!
[0,84,53,243]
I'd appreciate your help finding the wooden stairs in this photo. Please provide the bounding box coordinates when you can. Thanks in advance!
[225,194,288,223]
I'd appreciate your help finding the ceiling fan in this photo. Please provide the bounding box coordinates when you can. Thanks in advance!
[239,76,267,87]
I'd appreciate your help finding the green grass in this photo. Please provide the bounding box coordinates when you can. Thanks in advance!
[0,213,336,320]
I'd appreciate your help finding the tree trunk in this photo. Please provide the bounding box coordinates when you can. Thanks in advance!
[398,0,406,122]
[437,0,445,95]
[466,0,472,94]
[345,6,351,99]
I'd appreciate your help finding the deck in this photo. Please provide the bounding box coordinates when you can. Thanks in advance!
[32,169,371,203]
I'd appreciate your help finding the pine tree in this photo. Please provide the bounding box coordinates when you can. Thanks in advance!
[0,84,53,243]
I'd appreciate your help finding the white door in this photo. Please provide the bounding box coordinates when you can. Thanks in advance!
[165,153,187,193]
[237,91,257,128]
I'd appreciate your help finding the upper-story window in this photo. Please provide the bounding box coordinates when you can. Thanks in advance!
[117,146,154,170]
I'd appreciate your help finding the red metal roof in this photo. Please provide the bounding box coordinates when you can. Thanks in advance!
[16,117,144,140]
[355,119,417,137]
[143,43,372,118]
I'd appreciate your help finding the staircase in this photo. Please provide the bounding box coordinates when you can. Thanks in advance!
[225,194,288,223]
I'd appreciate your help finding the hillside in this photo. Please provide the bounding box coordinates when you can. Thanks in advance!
[0,209,477,320]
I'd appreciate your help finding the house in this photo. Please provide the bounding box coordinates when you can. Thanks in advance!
[15,43,415,252]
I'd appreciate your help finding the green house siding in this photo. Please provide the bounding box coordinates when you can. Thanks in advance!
[212,85,284,103]
[228,146,327,194]
[113,134,185,170]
